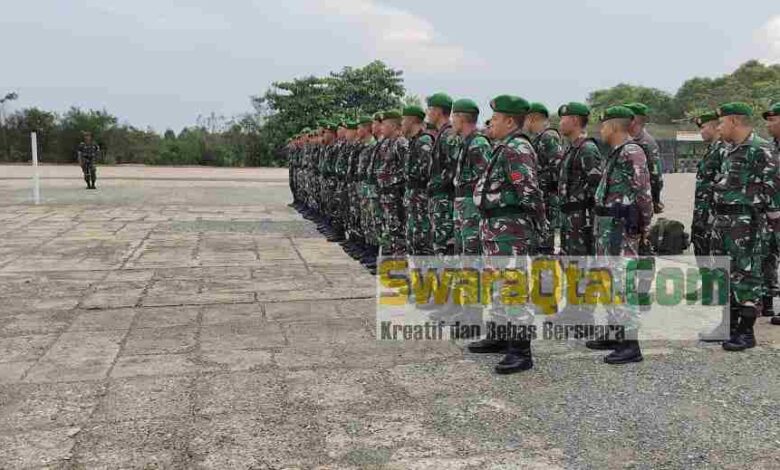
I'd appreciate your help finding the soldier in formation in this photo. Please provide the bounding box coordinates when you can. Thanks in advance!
[285,97,780,370]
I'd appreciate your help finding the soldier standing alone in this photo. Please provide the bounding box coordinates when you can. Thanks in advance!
[76,131,100,190]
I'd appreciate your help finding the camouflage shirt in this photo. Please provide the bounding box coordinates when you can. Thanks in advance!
[454,130,491,195]
[693,140,727,217]
[404,131,435,187]
[367,137,387,186]
[474,131,545,221]
[531,128,565,194]
[77,142,100,162]
[356,138,377,181]
[713,133,780,233]
[427,123,460,194]
[559,135,603,205]
[376,136,408,191]
[595,140,653,231]
[633,128,663,203]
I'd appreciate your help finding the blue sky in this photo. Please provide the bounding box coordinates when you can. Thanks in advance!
[1,0,778,131]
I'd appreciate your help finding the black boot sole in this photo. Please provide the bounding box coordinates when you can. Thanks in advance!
[604,354,644,365]
[495,361,534,374]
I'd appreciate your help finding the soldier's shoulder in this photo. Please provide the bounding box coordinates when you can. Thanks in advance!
[418,132,435,145]
[470,134,491,149]
[621,142,646,158]
[507,135,535,155]
[580,138,601,154]
[541,128,562,142]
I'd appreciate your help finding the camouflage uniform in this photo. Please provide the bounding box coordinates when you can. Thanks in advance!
[346,140,365,241]
[633,128,663,208]
[711,133,779,317]
[77,141,100,187]
[531,129,565,254]
[403,130,435,255]
[376,135,408,255]
[358,138,378,246]
[334,140,352,234]
[594,140,653,329]
[428,124,460,255]
[453,130,491,255]
[474,131,546,256]
[692,141,726,257]
[559,136,603,256]
[367,138,386,248]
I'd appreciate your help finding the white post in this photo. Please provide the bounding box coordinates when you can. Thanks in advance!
[31,132,40,205]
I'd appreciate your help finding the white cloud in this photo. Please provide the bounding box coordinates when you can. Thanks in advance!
[755,15,780,64]
[313,0,478,73]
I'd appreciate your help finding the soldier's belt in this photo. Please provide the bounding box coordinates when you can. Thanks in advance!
[480,206,533,219]
[714,204,754,216]
[454,184,477,198]
[561,201,593,213]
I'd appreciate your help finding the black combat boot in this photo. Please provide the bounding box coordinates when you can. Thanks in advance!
[585,325,621,350]
[604,339,644,364]
[467,338,507,354]
[495,340,533,374]
[762,295,775,317]
[699,306,739,342]
[722,314,757,351]
[772,316,780,326]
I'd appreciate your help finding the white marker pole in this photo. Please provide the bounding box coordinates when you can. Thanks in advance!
[31,132,40,205]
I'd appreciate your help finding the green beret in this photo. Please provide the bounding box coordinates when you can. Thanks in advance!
[373,112,384,122]
[324,122,338,132]
[600,106,635,122]
[490,95,530,115]
[693,111,719,127]
[624,103,649,117]
[383,110,402,120]
[426,92,453,111]
[316,120,328,128]
[717,102,753,117]
[300,127,312,134]
[452,98,479,115]
[763,102,780,120]
[345,120,358,130]
[557,102,590,117]
[357,115,373,125]
[528,102,549,117]
[402,105,426,120]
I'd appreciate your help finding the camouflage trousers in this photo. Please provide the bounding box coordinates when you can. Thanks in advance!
[711,214,765,316]
[560,210,595,256]
[403,188,432,255]
[539,204,557,255]
[479,214,539,257]
[429,193,455,255]
[81,160,96,184]
[763,236,779,297]
[691,209,713,257]
[595,216,644,332]
[362,184,378,246]
[453,196,481,255]
[378,188,405,255]
[347,182,363,240]
[481,215,538,331]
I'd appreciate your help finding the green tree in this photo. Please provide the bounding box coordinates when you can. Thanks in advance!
[587,83,680,123]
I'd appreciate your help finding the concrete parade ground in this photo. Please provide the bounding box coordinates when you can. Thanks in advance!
[0,165,778,469]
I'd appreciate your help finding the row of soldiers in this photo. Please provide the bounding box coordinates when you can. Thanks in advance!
[285,94,780,374]
[693,102,780,348]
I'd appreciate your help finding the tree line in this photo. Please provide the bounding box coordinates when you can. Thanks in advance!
[0,60,776,167]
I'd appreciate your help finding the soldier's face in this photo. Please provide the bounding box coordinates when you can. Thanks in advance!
[426,107,444,125]
[599,121,614,143]
[452,113,465,134]
[559,115,577,137]
[401,116,416,136]
[382,120,399,137]
[84,135,92,143]
[357,125,370,139]
[717,117,735,142]
[489,113,512,139]
[700,121,719,142]
[767,116,780,139]
[372,121,382,136]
